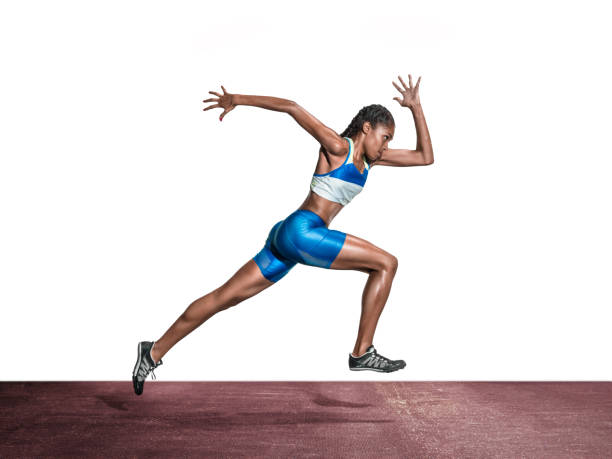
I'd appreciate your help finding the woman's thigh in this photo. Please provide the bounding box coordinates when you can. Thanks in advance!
[214,258,276,308]
[253,210,396,278]
[252,219,298,283]
[274,210,346,269]
[329,233,398,274]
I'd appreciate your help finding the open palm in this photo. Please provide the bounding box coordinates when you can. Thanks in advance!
[392,74,421,108]
[203,85,236,121]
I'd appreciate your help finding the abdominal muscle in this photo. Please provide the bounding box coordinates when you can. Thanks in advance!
[297,190,343,227]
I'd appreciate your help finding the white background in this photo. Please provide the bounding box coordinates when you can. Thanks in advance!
[1,0,610,381]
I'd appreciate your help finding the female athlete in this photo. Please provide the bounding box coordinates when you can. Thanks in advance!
[133,74,434,395]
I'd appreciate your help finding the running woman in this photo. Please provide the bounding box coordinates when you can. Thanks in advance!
[133,74,434,395]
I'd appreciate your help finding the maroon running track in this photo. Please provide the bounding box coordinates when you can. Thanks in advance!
[1,382,611,457]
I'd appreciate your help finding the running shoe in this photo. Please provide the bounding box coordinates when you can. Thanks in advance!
[132,341,163,395]
[348,344,406,373]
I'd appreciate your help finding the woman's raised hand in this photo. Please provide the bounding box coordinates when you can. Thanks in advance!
[392,74,421,109]
[203,85,236,121]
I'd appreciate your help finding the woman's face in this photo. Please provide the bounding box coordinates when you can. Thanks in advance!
[363,122,395,162]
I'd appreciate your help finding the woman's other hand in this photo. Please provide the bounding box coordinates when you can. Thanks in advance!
[392,74,421,109]
[203,85,236,121]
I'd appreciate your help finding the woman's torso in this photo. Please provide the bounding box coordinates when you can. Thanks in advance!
[297,137,368,227]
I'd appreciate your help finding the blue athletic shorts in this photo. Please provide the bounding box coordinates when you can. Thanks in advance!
[253,209,347,282]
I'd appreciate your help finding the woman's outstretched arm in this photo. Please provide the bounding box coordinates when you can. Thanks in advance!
[392,75,433,164]
[203,86,346,156]
[234,94,295,113]
[375,74,434,167]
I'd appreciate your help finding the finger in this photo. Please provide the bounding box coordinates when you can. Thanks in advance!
[398,75,409,91]
[221,85,227,94]
[408,74,413,88]
[203,98,218,103]
[392,81,403,93]
[203,104,220,111]
[415,76,421,91]
[220,105,236,120]
[393,97,402,104]
[209,91,222,97]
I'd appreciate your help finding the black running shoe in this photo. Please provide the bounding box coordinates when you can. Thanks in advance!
[348,345,406,373]
[132,341,163,395]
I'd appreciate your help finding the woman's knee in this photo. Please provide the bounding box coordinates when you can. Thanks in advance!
[330,233,397,273]
[374,253,398,275]
[214,284,249,310]
[373,251,399,274]
[385,254,399,274]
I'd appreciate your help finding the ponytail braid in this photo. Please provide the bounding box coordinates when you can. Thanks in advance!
[339,104,395,139]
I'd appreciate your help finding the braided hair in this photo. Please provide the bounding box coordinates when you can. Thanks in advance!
[339,104,395,139]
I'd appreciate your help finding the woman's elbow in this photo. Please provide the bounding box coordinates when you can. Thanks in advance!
[284,100,298,114]
[421,150,434,165]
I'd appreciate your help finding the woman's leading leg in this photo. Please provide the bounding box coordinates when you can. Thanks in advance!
[150,259,275,363]
[148,217,296,364]
[329,233,399,357]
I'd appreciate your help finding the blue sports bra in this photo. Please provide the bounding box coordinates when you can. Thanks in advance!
[310,137,370,206]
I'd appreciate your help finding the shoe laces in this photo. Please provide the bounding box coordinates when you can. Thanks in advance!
[150,360,163,380]
[138,358,162,381]
[370,350,392,368]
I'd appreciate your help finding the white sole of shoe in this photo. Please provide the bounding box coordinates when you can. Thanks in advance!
[132,342,144,378]
[349,367,402,372]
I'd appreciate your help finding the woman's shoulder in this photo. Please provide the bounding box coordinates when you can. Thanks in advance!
[319,137,350,158]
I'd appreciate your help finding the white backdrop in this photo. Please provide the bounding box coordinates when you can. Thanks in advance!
[1,0,610,380]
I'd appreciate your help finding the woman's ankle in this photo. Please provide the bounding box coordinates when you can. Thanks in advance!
[150,342,162,363]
